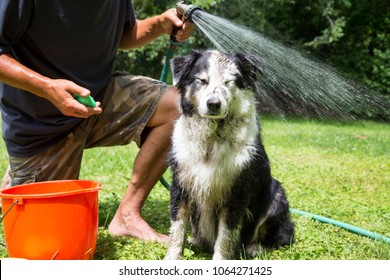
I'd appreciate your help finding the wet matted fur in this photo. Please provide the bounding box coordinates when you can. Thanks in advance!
[165,50,294,260]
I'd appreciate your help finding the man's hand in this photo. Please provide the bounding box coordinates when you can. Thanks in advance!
[158,8,196,42]
[119,8,196,49]
[42,79,102,118]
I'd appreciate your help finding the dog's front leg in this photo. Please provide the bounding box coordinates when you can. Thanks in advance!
[165,202,189,260]
[213,207,243,260]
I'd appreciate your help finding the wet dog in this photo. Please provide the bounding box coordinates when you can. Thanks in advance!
[165,50,294,260]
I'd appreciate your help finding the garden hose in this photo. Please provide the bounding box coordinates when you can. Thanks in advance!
[158,10,181,189]
[289,208,390,245]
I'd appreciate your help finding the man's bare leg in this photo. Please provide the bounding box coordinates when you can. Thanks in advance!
[108,88,179,242]
[1,165,10,189]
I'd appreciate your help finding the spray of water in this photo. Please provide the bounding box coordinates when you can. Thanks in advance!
[191,10,389,121]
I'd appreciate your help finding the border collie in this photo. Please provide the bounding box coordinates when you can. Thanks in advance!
[165,50,294,260]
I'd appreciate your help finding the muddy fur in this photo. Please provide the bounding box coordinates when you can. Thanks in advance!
[165,50,294,260]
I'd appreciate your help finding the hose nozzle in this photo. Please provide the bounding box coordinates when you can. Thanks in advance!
[176,1,202,22]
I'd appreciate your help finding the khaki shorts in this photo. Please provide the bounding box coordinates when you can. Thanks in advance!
[7,73,167,186]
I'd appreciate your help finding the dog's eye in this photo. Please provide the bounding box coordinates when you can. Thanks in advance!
[195,78,208,85]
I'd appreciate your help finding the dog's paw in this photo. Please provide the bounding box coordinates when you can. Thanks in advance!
[164,246,183,260]
[188,236,200,246]
[212,252,228,260]
[164,252,183,260]
[245,243,264,258]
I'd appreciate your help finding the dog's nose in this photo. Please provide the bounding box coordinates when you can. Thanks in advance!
[207,97,221,112]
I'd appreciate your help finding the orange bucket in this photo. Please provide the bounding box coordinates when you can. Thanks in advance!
[0,180,101,260]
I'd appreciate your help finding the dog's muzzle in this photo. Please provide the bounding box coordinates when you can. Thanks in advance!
[203,96,227,119]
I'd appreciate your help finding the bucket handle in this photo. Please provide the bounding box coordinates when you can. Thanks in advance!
[50,248,93,260]
[0,200,19,248]
[0,199,19,223]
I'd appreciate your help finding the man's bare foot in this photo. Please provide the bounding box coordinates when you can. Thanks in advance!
[108,209,169,243]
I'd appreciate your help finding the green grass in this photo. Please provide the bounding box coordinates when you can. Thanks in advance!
[0,117,389,260]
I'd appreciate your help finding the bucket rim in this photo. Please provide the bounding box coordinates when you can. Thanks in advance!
[0,180,102,200]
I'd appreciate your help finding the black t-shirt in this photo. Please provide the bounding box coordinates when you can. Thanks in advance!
[0,0,136,157]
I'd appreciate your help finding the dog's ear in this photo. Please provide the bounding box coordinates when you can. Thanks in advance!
[235,53,265,90]
[171,50,201,87]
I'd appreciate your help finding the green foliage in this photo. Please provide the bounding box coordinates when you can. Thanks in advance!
[114,0,389,97]
[113,0,169,79]
[326,0,390,94]
[113,0,221,79]
[209,0,389,94]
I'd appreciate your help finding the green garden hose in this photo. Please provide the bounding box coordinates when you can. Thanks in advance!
[159,44,177,82]
[290,208,390,245]
[158,27,179,189]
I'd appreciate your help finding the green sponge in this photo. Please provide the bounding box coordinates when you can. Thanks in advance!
[73,94,96,107]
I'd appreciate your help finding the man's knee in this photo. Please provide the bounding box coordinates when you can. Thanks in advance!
[147,87,180,128]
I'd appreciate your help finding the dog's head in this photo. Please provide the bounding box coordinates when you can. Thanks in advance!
[171,50,263,119]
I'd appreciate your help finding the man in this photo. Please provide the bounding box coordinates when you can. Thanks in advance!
[0,0,194,242]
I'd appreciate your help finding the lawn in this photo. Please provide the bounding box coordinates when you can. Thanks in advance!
[0,116,389,260]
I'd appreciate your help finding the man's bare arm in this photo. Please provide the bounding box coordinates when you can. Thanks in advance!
[0,53,102,118]
[119,8,194,50]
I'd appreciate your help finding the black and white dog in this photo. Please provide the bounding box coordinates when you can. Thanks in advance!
[165,50,294,260]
